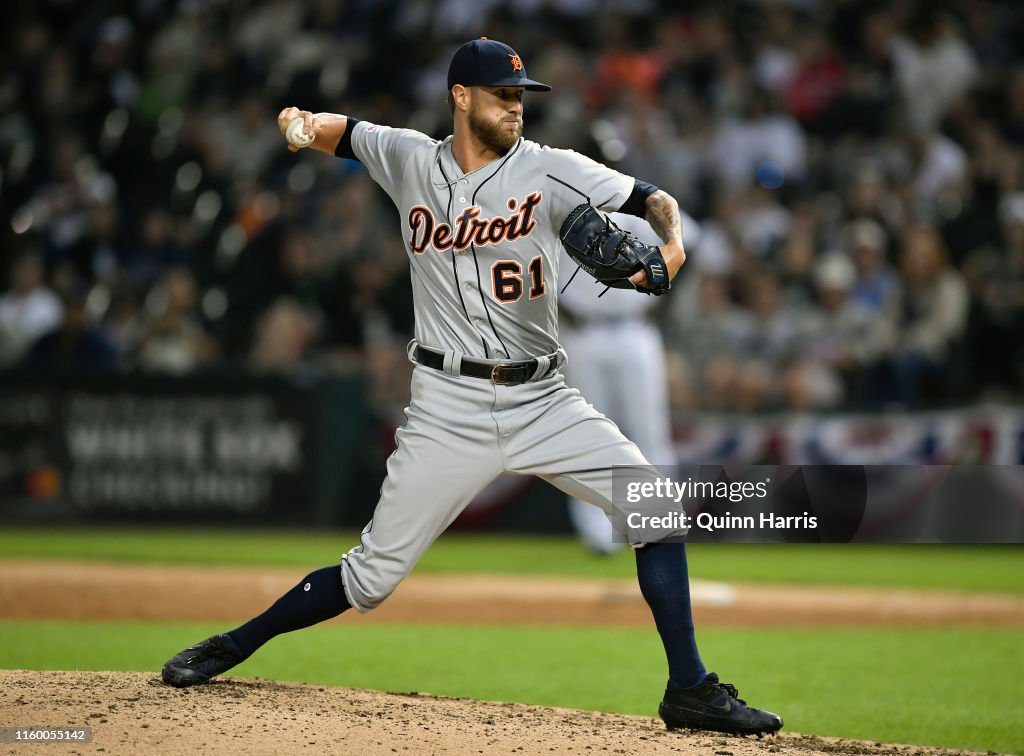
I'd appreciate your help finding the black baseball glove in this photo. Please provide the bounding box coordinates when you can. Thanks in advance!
[559,204,671,295]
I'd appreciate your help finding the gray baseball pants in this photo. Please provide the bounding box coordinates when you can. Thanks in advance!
[339,356,651,612]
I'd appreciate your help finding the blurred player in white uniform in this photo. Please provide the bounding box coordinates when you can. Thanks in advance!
[559,212,700,553]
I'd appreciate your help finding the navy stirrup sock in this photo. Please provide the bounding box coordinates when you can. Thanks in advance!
[227,565,350,658]
[635,542,707,689]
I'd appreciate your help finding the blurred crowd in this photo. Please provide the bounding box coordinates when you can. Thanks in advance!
[2,0,1023,412]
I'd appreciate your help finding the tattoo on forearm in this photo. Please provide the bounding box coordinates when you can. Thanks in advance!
[645,191,682,245]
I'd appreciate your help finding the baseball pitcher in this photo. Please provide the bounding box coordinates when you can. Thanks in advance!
[161,38,782,737]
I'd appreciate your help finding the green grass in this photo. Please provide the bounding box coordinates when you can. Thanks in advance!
[0,528,1021,593]
[0,620,1020,753]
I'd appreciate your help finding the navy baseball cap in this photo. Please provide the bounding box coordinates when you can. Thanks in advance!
[447,38,551,92]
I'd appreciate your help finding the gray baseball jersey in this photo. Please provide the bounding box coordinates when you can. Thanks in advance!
[349,121,633,359]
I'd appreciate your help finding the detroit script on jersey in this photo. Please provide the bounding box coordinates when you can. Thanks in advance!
[407,192,543,254]
[347,121,635,359]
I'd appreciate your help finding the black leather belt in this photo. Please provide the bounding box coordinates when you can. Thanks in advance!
[414,346,558,386]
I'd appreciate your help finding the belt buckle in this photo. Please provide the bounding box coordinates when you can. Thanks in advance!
[491,363,521,386]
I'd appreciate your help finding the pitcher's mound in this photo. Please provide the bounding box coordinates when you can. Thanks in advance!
[0,670,976,755]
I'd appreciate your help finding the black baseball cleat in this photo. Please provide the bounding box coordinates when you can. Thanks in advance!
[161,633,246,688]
[658,673,783,736]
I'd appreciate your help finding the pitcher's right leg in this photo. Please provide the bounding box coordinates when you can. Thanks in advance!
[340,367,504,612]
[162,367,502,686]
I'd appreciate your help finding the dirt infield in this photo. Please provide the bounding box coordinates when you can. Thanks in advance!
[0,670,985,756]
[0,560,1022,627]
[1,561,1017,754]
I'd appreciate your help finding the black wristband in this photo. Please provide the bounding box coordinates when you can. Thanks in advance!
[618,179,659,218]
[334,118,362,160]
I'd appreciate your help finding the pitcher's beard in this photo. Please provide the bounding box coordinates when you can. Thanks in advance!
[469,110,523,153]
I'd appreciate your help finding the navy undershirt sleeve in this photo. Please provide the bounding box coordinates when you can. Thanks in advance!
[618,179,659,218]
[334,117,362,160]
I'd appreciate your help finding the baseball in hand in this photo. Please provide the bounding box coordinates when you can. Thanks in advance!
[286,117,314,148]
